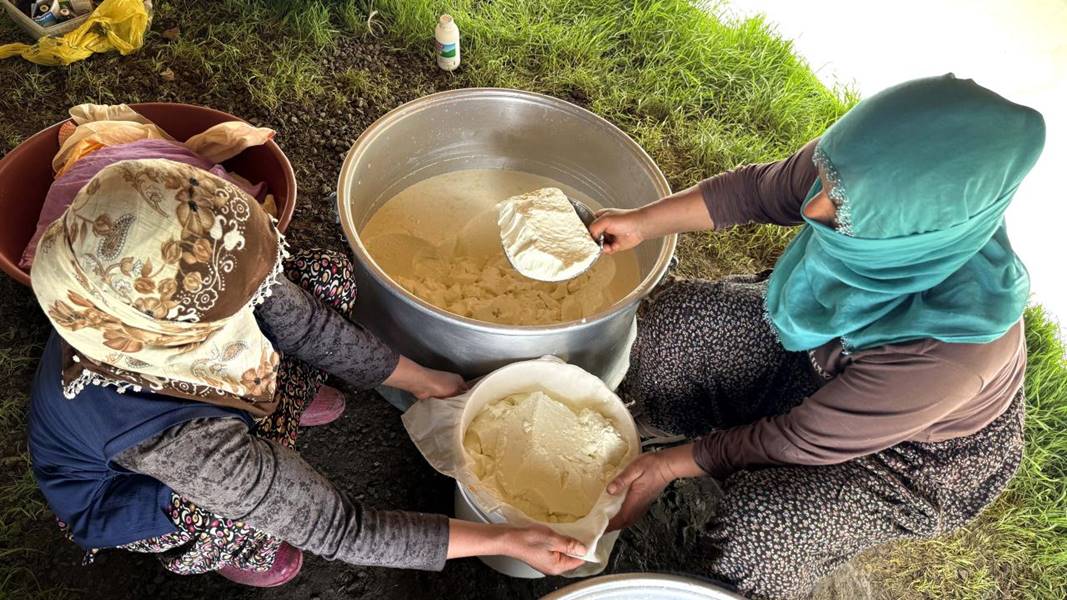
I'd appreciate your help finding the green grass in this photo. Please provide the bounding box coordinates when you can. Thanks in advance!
[373,0,856,276]
[0,0,1064,598]
[0,288,60,599]
[380,0,854,165]
[245,44,326,111]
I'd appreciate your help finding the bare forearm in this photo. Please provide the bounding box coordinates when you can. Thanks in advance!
[446,519,509,559]
[590,184,713,254]
[661,443,707,480]
[382,355,467,400]
[382,355,427,391]
[638,184,714,237]
[445,519,587,575]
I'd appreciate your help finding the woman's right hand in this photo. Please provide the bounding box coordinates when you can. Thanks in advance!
[605,452,674,531]
[499,525,588,575]
[447,520,586,575]
[589,208,648,254]
[588,184,716,252]
[607,443,706,531]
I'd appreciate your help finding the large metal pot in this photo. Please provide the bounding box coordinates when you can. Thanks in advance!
[337,89,675,380]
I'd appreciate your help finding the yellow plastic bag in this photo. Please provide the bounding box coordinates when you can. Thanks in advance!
[53,102,174,174]
[69,102,154,125]
[0,0,149,66]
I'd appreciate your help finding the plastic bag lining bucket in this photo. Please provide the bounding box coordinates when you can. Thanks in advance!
[0,102,297,286]
[403,358,637,578]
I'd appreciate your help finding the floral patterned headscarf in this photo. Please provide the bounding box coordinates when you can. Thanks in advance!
[32,159,286,417]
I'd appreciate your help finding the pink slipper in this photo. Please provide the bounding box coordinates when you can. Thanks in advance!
[218,542,303,588]
[299,385,346,427]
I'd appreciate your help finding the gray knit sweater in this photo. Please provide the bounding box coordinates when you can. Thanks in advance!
[113,276,450,570]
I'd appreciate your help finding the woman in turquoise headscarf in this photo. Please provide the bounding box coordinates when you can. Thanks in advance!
[590,75,1044,599]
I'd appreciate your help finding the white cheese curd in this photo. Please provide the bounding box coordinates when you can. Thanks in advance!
[463,390,629,523]
[360,169,640,326]
[497,187,601,282]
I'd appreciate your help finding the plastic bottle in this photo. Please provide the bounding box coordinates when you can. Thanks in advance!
[435,14,460,71]
[32,1,57,25]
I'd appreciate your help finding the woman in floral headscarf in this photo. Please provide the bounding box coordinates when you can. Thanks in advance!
[590,75,1045,598]
[29,159,586,586]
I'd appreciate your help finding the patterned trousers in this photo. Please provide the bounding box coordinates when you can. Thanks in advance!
[114,249,357,574]
[622,274,1025,599]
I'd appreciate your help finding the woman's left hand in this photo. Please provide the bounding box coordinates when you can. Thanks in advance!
[607,443,706,531]
[605,452,674,531]
[384,356,468,399]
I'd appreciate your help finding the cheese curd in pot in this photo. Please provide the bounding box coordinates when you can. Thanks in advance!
[359,169,641,326]
[497,187,601,282]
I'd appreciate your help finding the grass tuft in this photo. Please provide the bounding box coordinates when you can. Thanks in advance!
[338,0,382,36]
[273,0,338,48]
[245,45,325,111]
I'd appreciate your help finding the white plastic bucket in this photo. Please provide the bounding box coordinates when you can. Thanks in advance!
[454,478,624,579]
[454,481,546,578]
[408,356,637,578]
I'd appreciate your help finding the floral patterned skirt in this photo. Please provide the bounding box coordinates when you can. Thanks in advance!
[622,274,1025,599]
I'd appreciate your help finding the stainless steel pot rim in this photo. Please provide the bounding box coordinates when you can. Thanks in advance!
[337,88,677,336]
[540,572,747,599]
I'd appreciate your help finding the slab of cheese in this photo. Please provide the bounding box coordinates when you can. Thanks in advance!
[497,188,600,282]
[463,390,629,523]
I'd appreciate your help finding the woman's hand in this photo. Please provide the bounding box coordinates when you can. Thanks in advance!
[447,520,587,575]
[605,452,674,531]
[589,184,715,254]
[383,356,468,399]
[499,525,588,575]
[607,443,706,531]
[409,366,467,400]
[589,208,648,254]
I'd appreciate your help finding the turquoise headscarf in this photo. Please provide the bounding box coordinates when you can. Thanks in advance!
[766,74,1045,352]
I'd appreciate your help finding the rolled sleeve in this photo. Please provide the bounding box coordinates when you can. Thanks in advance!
[700,140,819,230]
[114,417,450,570]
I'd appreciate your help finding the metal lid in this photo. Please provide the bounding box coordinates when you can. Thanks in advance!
[541,573,747,600]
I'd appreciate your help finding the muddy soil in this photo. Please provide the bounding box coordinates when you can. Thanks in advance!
[0,15,873,600]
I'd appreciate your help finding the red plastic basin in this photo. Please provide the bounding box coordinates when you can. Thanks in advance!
[0,102,297,286]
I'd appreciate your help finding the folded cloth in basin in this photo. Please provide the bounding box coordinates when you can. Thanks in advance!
[20,139,269,269]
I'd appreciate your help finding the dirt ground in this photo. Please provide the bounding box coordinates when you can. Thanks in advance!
[0,24,876,600]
